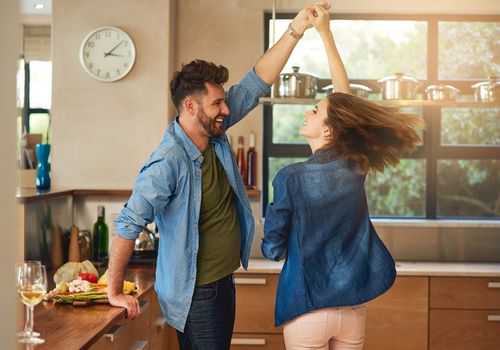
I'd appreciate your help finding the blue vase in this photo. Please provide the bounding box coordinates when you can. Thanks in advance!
[36,144,51,190]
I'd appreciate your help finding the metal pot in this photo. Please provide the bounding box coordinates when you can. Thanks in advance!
[471,77,500,102]
[134,228,155,252]
[276,66,318,98]
[323,84,372,98]
[378,73,419,100]
[425,84,460,101]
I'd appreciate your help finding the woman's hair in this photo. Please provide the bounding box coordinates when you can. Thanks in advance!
[323,92,426,173]
[170,59,229,110]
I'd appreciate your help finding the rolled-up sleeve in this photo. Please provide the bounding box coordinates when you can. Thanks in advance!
[262,170,293,261]
[114,156,175,240]
[224,68,271,129]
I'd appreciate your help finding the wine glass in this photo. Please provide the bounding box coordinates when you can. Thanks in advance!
[17,261,42,339]
[15,261,47,344]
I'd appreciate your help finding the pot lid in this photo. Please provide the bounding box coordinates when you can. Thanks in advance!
[377,72,419,83]
[281,66,318,79]
[471,76,500,88]
[425,84,460,92]
[323,83,372,92]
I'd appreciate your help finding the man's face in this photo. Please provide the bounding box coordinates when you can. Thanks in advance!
[195,82,230,137]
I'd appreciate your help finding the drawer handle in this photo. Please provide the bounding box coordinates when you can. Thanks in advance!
[234,278,267,285]
[488,282,500,289]
[139,299,149,310]
[131,340,149,350]
[155,316,168,329]
[231,338,266,345]
[488,315,500,322]
[104,324,122,342]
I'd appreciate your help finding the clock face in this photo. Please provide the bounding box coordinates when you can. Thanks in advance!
[79,27,136,82]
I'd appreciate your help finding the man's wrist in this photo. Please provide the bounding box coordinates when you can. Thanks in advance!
[287,23,304,40]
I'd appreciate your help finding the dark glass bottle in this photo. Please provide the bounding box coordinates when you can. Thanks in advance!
[92,206,109,261]
[236,136,247,185]
[246,132,257,188]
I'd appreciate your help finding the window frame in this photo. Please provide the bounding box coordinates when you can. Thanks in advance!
[22,61,51,135]
[262,12,500,219]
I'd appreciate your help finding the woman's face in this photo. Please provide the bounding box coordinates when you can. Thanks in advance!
[299,98,329,140]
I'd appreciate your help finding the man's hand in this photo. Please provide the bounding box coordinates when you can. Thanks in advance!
[108,293,141,320]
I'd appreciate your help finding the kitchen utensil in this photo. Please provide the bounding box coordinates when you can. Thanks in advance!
[68,226,80,262]
[79,230,91,261]
[276,66,318,98]
[323,83,372,98]
[378,73,419,100]
[425,84,460,101]
[133,228,156,259]
[471,77,500,102]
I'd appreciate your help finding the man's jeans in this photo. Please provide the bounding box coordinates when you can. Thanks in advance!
[177,274,236,350]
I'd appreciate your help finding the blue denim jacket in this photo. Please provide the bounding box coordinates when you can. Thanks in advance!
[115,69,270,331]
[262,150,396,326]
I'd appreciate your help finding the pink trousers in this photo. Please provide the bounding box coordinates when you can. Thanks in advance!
[283,304,366,350]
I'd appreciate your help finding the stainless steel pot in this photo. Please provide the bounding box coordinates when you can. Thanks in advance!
[378,73,419,100]
[323,84,372,98]
[425,84,460,101]
[276,66,318,98]
[472,77,500,102]
[134,228,155,252]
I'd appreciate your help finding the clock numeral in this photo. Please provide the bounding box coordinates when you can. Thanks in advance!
[116,69,121,75]
[88,41,95,48]
[123,63,128,68]
[106,72,110,79]
[105,31,111,37]
[124,42,128,47]
[96,69,100,76]
[88,62,93,69]
[96,33,100,40]
[84,51,89,58]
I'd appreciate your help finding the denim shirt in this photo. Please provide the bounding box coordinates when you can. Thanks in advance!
[262,150,396,326]
[115,69,270,332]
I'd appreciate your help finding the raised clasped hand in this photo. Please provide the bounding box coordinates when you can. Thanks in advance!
[291,1,331,36]
[308,2,331,34]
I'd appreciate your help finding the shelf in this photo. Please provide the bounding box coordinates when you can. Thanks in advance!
[17,188,261,202]
[259,97,500,108]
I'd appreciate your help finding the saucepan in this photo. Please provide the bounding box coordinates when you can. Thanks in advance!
[425,84,460,101]
[275,66,318,98]
[472,77,500,102]
[378,73,419,100]
[323,83,372,99]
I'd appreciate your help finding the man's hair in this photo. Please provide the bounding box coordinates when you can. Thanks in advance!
[170,59,229,110]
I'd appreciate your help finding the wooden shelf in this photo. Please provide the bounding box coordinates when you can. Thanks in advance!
[259,97,500,108]
[18,188,261,202]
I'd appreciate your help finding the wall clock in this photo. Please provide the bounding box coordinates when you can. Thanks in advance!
[79,26,136,82]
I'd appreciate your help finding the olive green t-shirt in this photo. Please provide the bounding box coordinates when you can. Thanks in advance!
[196,143,241,286]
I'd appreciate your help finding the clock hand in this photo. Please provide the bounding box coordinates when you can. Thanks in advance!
[104,40,125,57]
[106,53,124,57]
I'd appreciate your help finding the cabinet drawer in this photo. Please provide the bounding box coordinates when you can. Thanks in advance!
[430,309,500,350]
[231,333,285,350]
[430,277,500,309]
[234,274,282,334]
[365,277,428,350]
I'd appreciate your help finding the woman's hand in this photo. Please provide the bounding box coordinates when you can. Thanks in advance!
[290,1,331,36]
[308,3,331,35]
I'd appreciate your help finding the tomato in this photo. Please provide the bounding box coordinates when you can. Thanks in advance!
[77,273,98,283]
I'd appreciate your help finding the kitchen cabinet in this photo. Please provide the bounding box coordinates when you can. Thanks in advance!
[364,277,429,350]
[150,290,178,350]
[429,277,500,350]
[88,291,151,350]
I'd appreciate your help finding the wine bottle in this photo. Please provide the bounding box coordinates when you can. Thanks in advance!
[236,136,247,185]
[246,132,257,188]
[92,206,109,261]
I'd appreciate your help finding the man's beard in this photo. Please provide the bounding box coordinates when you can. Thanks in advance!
[196,106,224,137]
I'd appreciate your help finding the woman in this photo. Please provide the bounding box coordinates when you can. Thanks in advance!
[261,4,425,350]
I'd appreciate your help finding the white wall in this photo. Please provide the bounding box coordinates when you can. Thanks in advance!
[51,0,176,189]
[0,0,20,346]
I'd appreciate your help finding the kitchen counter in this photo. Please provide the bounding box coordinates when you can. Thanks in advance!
[18,265,156,350]
[237,259,500,277]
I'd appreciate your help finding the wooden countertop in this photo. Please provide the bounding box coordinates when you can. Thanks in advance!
[236,259,500,277]
[18,265,156,350]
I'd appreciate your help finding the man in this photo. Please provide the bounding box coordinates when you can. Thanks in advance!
[107,2,330,349]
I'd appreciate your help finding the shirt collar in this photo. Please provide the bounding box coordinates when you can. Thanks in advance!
[172,116,203,162]
[308,148,341,163]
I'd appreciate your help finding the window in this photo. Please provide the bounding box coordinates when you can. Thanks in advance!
[263,14,500,219]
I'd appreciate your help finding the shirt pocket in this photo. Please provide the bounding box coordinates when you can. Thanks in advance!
[192,284,217,303]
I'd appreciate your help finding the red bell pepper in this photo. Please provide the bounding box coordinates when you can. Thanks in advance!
[77,272,98,284]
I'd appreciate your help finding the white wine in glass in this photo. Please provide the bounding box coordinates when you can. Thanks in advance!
[16,262,47,344]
